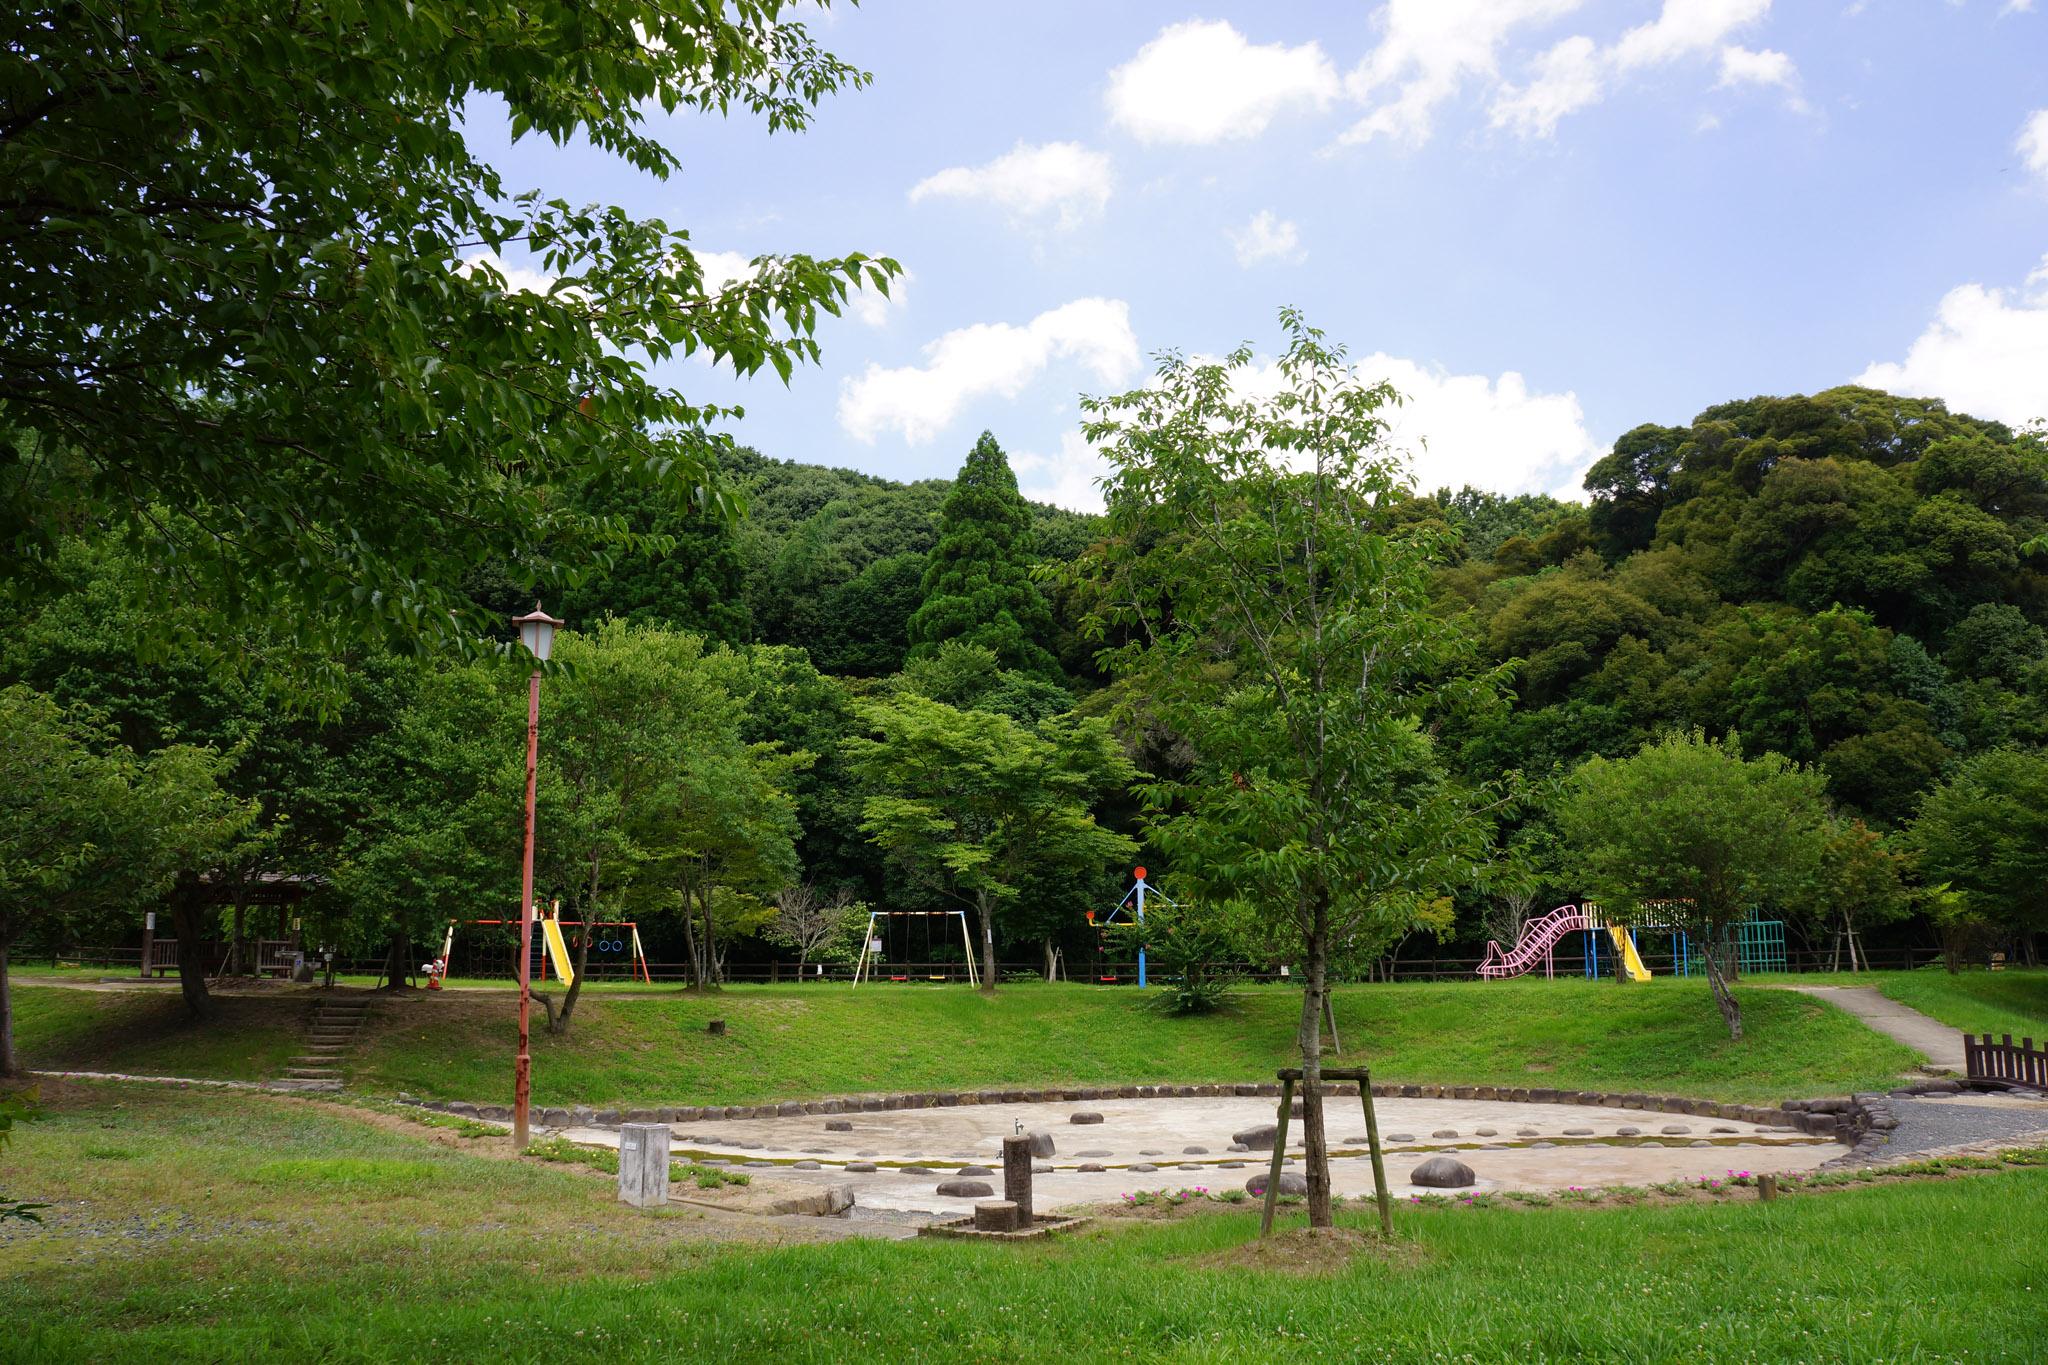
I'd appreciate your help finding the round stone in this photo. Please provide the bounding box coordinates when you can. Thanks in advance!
[1531,1141,1556,1149]
[1710,1126,1738,1135]
[899,1165,934,1176]
[1078,1163,1106,1172]
[1245,1171,1308,1196]
[1661,1125,1692,1136]
[1069,1112,1104,1125]
[856,1150,880,1157]
[1564,1128,1595,1136]
[1032,1164,1053,1174]
[1231,1124,1278,1151]
[1219,1161,1245,1169]
[1431,1130,1460,1139]
[744,1161,773,1168]
[1409,1156,1477,1189]
[1178,1164,1203,1171]
[793,1161,821,1170]
[936,1179,994,1198]
[1074,1150,1112,1158]
[846,1162,877,1173]
[825,1120,853,1132]
[1342,1135,1370,1145]
[1516,1129,1540,1137]
[1691,1140,1714,1148]
[1025,1130,1056,1158]
[957,1166,993,1176]
[1616,1126,1641,1137]
[1227,1143,1250,1152]
[1131,1163,1158,1173]
[1386,1133,1417,1143]
[1140,1149,1164,1157]
[1182,1146,1209,1154]
[1475,1127,1498,1138]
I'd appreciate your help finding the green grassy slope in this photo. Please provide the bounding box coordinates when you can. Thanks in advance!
[0,1083,2040,1361]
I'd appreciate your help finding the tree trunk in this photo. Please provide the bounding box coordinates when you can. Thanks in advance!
[1296,915,1333,1228]
[701,892,722,987]
[1043,937,1055,982]
[975,894,997,995]
[679,896,704,991]
[0,939,17,1080]
[1698,937,1744,1040]
[227,896,248,978]
[170,885,214,1019]
[379,932,410,991]
[554,857,600,1034]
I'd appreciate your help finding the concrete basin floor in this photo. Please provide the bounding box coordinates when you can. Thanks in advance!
[554,1096,1845,1220]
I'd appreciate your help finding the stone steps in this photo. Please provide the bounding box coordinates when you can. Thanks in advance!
[278,996,376,1090]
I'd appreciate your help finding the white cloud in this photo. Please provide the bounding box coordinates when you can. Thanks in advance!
[1364,355,1604,494]
[1204,350,1601,495]
[1612,0,1771,70]
[1490,36,1605,138]
[456,251,561,296]
[688,248,757,294]
[1106,19,1339,145]
[848,268,912,328]
[1343,0,1583,147]
[908,141,1113,229]
[2019,110,2048,187]
[837,299,1140,445]
[1854,256,2048,428]
[1716,45,1795,89]
[1014,431,1112,512]
[1227,210,1306,267]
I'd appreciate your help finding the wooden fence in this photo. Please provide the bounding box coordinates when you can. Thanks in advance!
[1964,1033,2047,1088]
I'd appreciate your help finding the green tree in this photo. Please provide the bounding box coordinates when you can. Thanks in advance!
[845,693,1135,994]
[1906,748,2048,966]
[3,0,893,691]
[905,433,1058,677]
[1079,313,1508,1229]
[1788,817,1909,972]
[1558,732,1829,1038]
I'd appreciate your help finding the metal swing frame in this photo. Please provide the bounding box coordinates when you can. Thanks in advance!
[850,909,980,988]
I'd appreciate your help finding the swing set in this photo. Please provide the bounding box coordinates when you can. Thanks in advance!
[850,909,980,987]
[427,904,651,989]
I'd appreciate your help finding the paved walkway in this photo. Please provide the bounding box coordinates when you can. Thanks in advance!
[1776,986,1966,1072]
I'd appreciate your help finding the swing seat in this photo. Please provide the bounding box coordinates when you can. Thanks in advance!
[888,974,909,982]
[1098,974,1119,983]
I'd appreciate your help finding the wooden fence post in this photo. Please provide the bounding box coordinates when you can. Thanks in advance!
[1356,1072,1393,1237]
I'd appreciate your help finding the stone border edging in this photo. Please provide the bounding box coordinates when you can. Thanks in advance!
[394,1080,1842,1139]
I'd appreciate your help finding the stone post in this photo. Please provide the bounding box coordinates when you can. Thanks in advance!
[617,1122,671,1208]
[1001,1134,1033,1225]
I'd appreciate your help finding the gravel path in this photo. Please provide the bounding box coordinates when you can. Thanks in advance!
[1882,1097,2048,1155]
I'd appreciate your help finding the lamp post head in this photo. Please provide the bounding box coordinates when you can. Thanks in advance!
[512,602,566,663]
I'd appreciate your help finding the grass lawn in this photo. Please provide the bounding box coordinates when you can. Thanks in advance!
[8,986,306,1081]
[1870,970,2044,1042]
[0,1081,2041,1361]
[13,976,1920,1105]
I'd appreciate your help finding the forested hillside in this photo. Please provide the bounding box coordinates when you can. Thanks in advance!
[7,389,2046,1009]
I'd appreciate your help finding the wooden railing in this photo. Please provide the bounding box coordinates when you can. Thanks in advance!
[1964,1033,2047,1088]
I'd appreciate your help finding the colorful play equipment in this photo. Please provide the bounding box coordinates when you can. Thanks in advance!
[850,909,980,987]
[428,906,650,989]
[1086,867,1170,987]
[1477,903,1786,980]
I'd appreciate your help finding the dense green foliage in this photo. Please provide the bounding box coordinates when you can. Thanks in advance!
[905,432,1060,676]
[0,0,895,695]
[1558,732,1831,1037]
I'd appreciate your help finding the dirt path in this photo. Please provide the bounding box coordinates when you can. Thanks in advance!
[1776,986,1966,1073]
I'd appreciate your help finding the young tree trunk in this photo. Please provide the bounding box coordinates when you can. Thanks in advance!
[1698,937,1744,1040]
[0,939,17,1080]
[228,897,247,978]
[170,884,214,1019]
[1296,914,1333,1228]
[553,856,600,1034]
[701,892,722,987]
[1043,936,1055,982]
[679,896,704,991]
[975,893,997,995]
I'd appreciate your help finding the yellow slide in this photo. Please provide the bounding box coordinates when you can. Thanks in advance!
[540,914,577,986]
[1607,925,1652,982]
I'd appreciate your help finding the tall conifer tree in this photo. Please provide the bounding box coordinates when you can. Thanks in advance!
[906,432,1059,677]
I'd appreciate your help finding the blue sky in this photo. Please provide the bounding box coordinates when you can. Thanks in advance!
[469,1,2048,509]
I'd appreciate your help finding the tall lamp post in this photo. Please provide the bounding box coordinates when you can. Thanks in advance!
[511,602,564,1150]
